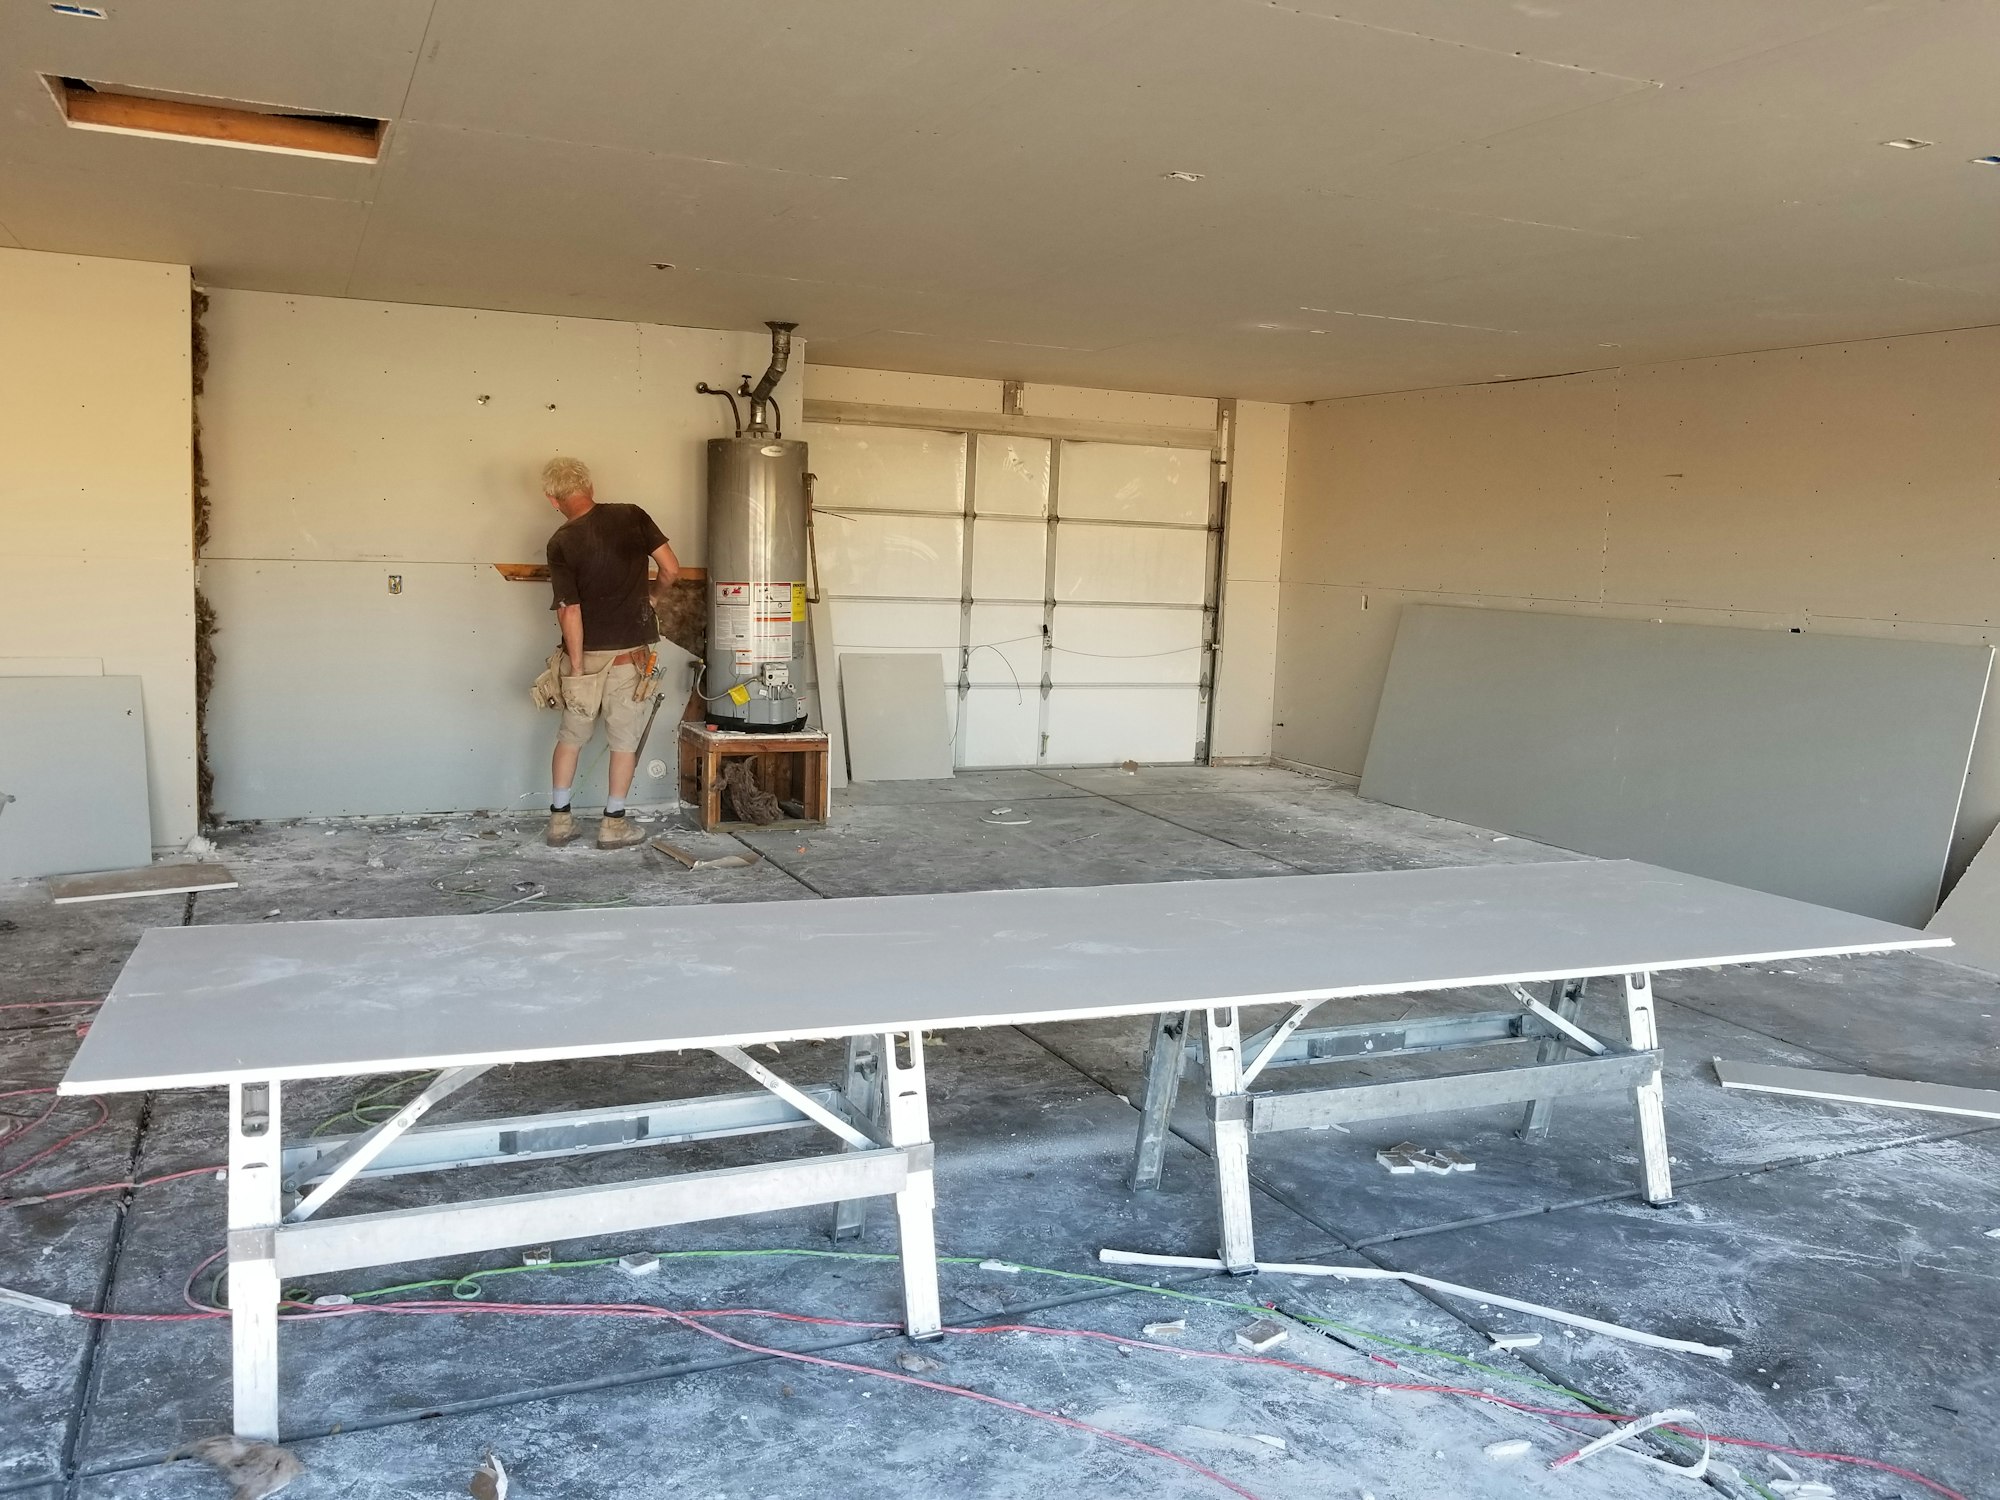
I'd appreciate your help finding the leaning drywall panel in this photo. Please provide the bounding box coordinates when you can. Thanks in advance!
[841,653,955,781]
[0,677,152,880]
[1925,825,2000,977]
[1359,605,1990,926]
[0,249,195,848]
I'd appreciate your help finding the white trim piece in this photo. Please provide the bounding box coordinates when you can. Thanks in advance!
[1713,1059,2000,1120]
[1552,1409,1703,1472]
[1097,1249,1733,1361]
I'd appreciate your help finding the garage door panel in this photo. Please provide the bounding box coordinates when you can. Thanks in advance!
[806,423,966,513]
[1044,686,1203,765]
[1059,441,1206,525]
[1051,604,1203,686]
[827,600,961,651]
[1054,524,1208,605]
[970,516,1047,601]
[968,602,1043,686]
[975,434,1050,517]
[959,686,1041,768]
[817,512,964,599]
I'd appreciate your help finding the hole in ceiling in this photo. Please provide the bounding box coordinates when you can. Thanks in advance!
[651,262,676,270]
[1881,138,1934,150]
[1973,155,2000,167]
[44,76,384,161]
[49,4,107,16]
[1163,170,1204,182]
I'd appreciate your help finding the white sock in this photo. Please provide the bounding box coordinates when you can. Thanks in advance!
[551,787,572,810]
[605,796,626,816]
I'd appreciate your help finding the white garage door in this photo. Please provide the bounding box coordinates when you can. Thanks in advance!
[807,422,1217,769]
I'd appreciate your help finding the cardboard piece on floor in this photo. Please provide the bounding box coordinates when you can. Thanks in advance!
[1714,1058,2000,1120]
[0,675,152,881]
[840,653,954,782]
[1925,825,2000,977]
[49,862,238,904]
[1359,606,1991,927]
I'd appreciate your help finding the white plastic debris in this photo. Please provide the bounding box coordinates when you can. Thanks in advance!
[1769,1485,1835,1498]
[618,1252,660,1277]
[1141,1318,1187,1338]
[311,1294,353,1307]
[520,1246,553,1267]
[1489,1332,1542,1351]
[978,1259,1021,1274]
[1484,1439,1532,1462]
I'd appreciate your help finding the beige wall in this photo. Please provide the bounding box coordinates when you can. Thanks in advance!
[1274,325,2000,875]
[200,290,797,818]
[804,366,1289,761]
[0,248,196,847]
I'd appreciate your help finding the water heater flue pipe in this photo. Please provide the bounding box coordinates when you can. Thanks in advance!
[697,321,798,437]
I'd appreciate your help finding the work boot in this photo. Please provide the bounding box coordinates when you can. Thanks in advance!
[596,811,646,849]
[545,808,577,847]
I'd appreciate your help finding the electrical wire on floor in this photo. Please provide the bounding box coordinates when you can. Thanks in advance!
[0,1090,1965,1499]
[112,1244,1959,1500]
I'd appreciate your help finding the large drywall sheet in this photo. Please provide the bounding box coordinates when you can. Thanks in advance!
[1273,325,2000,881]
[0,249,195,849]
[200,291,794,819]
[841,654,955,781]
[1926,828,2000,978]
[0,677,151,880]
[1359,606,1990,926]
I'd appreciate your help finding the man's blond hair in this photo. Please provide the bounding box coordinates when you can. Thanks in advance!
[541,456,593,499]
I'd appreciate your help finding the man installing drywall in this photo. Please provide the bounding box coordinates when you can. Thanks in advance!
[541,456,682,849]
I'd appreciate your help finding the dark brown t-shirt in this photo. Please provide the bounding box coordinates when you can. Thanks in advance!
[546,502,668,651]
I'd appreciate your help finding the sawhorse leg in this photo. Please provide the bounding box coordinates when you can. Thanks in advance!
[832,1033,883,1241]
[226,1079,283,1440]
[1518,977,1587,1141]
[1624,972,1675,1205]
[1129,1010,1187,1191]
[882,1031,942,1339]
[1205,1007,1257,1273]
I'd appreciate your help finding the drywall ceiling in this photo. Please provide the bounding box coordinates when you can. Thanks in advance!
[4,0,2000,401]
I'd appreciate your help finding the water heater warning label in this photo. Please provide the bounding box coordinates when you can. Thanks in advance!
[715,582,796,667]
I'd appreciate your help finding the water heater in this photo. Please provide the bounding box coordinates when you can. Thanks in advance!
[696,322,809,733]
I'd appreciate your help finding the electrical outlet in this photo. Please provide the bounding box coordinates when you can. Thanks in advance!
[387,574,403,594]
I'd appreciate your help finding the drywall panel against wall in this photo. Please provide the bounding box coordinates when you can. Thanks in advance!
[841,654,955,782]
[0,676,151,880]
[1271,582,1404,775]
[1603,340,2000,619]
[200,291,788,567]
[803,423,967,513]
[1059,442,1207,524]
[1360,605,1991,925]
[1926,824,2000,978]
[0,250,195,848]
[1283,375,1618,599]
[202,559,684,819]
[1210,578,1281,759]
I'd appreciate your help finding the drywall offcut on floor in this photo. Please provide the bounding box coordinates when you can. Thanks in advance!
[1,767,1993,1499]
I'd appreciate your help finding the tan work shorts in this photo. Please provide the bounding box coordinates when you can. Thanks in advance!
[556,651,653,752]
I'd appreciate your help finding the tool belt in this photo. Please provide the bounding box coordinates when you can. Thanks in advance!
[529,645,658,712]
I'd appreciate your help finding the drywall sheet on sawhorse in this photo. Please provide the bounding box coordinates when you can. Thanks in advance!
[1358,606,1991,927]
[0,675,152,880]
[840,653,954,781]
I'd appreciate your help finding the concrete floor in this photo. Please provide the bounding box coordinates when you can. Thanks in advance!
[2,766,1995,1500]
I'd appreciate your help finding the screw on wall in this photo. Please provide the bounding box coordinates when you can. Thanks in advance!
[387,575,403,595]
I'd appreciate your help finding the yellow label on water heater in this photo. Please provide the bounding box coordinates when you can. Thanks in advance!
[791,583,807,621]
[727,684,751,706]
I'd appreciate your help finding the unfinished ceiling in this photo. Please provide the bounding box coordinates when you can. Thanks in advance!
[4,0,2000,401]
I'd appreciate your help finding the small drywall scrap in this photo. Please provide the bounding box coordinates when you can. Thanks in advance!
[840,653,954,781]
[1359,606,1991,926]
[1926,824,2000,977]
[49,863,237,904]
[1714,1059,2000,1120]
[0,676,153,881]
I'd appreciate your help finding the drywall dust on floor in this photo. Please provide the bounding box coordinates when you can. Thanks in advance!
[2,767,1992,1500]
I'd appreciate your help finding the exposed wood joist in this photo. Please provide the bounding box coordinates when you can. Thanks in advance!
[50,79,384,162]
